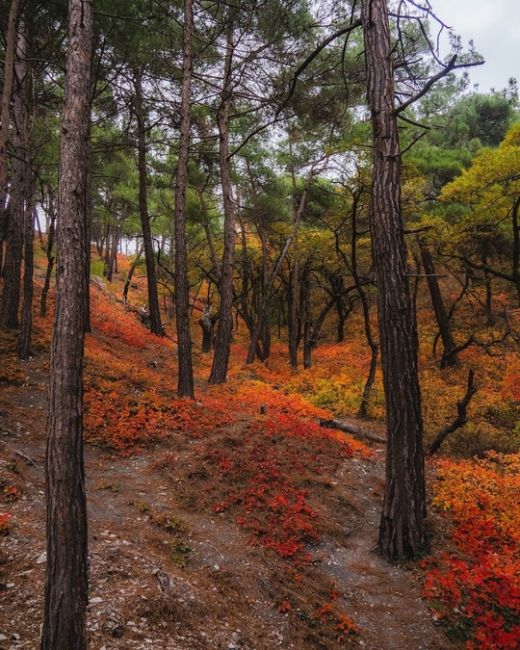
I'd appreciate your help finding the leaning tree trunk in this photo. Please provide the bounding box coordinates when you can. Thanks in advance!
[209,23,235,385]
[361,0,427,561]
[0,15,27,329]
[133,66,162,336]
[41,0,93,647]
[418,240,458,368]
[174,0,195,398]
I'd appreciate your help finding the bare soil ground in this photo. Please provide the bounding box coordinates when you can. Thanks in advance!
[0,328,455,650]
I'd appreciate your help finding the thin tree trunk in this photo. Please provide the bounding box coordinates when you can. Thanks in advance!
[199,304,213,353]
[246,171,312,364]
[418,240,458,367]
[174,0,195,398]
[133,66,162,336]
[209,23,235,385]
[362,0,427,561]
[40,202,56,318]
[511,196,520,306]
[106,218,120,284]
[351,194,378,419]
[288,259,299,370]
[102,222,111,276]
[0,15,27,329]
[122,245,143,303]
[41,0,92,647]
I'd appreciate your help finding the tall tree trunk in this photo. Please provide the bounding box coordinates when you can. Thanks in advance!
[0,0,21,254]
[418,240,458,368]
[41,0,93,647]
[209,23,235,385]
[17,66,34,360]
[361,0,427,561]
[174,0,195,398]
[302,263,312,369]
[133,66,162,336]
[0,14,27,329]
[83,120,92,332]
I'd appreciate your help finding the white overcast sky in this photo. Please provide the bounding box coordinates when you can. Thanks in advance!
[430,0,520,92]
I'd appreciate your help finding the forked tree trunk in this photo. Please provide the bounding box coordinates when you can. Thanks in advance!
[418,240,458,368]
[133,66,162,336]
[209,23,235,385]
[174,0,195,398]
[41,0,93,647]
[0,15,27,329]
[361,0,427,561]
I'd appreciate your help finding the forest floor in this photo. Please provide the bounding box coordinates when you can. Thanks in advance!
[0,258,518,649]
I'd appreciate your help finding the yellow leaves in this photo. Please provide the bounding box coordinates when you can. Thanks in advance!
[440,123,520,213]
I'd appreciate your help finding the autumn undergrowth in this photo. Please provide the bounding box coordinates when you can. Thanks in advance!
[4,256,517,648]
[422,452,520,649]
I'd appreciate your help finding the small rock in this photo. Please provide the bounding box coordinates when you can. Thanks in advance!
[36,551,47,564]
[89,596,103,604]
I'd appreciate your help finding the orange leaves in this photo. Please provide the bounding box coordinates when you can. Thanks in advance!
[423,453,520,648]
[89,291,170,349]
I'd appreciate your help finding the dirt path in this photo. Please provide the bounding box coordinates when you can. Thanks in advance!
[0,341,455,650]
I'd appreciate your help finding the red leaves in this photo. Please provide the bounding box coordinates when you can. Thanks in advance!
[423,453,520,648]
[0,512,11,536]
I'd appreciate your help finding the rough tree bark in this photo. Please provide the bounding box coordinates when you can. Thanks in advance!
[174,0,195,398]
[209,22,235,384]
[361,0,427,560]
[0,0,21,262]
[17,134,35,360]
[0,14,27,328]
[41,0,93,647]
[133,66,162,336]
